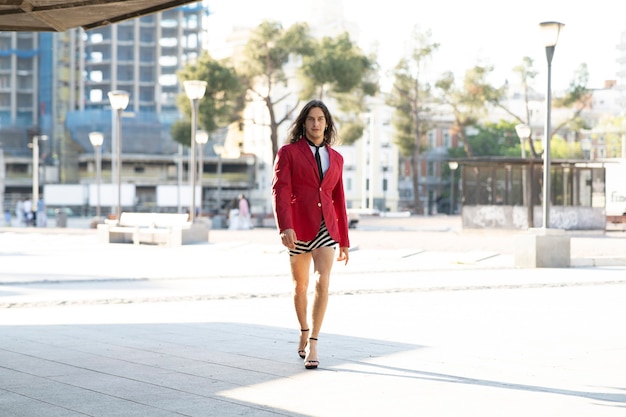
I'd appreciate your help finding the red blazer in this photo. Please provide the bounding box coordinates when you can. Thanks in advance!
[272,138,350,248]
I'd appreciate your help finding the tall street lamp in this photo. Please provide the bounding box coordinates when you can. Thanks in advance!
[213,144,224,217]
[183,80,208,223]
[31,134,48,224]
[515,123,533,227]
[539,21,564,229]
[195,129,209,217]
[108,90,130,221]
[177,144,183,214]
[448,161,458,215]
[89,131,104,218]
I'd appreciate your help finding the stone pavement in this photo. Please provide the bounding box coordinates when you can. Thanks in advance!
[1,215,625,416]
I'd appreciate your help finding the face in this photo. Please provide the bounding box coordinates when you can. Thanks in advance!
[304,106,327,145]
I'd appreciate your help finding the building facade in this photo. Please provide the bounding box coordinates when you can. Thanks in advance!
[1,4,256,220]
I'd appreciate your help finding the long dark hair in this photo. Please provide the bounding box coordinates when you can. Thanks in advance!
[286,100,338,146]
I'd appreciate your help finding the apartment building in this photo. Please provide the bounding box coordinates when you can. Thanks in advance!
[1,3,256,219]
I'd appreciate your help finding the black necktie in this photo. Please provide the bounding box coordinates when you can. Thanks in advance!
[306,139,324,182]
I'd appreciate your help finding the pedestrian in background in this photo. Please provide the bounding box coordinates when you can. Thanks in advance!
[15,198,24,226]
[271,99,350,369]
[237,194,252,229]
[36,197,46,227]
[23,198,33,226]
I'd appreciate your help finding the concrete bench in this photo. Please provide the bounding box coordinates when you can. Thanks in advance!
[97,212,210,246]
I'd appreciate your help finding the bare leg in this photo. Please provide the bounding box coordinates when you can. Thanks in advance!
[290,252,312,355]
[305,246,335,368]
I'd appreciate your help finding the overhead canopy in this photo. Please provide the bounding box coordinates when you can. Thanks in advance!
[0,0,200,32]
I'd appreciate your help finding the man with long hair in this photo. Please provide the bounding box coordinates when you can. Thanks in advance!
[272,99,350,369]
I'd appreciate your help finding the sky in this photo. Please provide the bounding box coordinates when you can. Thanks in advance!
[205,0,626,92]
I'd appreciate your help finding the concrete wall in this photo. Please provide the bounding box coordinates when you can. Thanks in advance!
[462,205,606,230]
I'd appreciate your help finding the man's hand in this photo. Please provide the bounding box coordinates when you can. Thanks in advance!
[337,246,349,265]
[280,228,297,250]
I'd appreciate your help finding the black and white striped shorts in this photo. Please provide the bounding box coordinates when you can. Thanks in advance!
[288,221,337,256]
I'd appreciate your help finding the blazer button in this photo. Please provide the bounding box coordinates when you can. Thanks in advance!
[317,203,321,207]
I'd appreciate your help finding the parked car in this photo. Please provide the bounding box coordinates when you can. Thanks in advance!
[46,207,77,218]
[347,209,359,229]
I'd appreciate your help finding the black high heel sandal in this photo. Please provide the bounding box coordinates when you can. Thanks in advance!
[298,329,309,359]
[304,337,319,369]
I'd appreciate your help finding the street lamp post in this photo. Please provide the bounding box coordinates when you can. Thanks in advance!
[31,134,48,225]
[195,130,209,217]
[515,123,533,227]
[183,80,208,223]
[177,144,183,214]
[89,132,104,218]
[107,90,130,221]
[539,21,564,229]
[448,161,458,215]
[213,144,224,217]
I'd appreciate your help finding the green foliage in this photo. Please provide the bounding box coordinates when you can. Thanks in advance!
[469,121,522,157]
[224,20,376,157]
[386,27,440,214]
[332,90,368,145]
[550,136,580,159]
[301,32,376,99]
[242,20,313,85]
[526,135,582,159]
[338,121,365,145]
[170,119,192,147]
[455,120,584,159]
[434,65,505,157]
[545,63,592,137]
[554,63,590,108]
[174,52,246,147]
[591,116,626,157]
[238,20,316,158]
[299,32,378,145]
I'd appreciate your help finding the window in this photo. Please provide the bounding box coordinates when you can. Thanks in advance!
[443,131,451,148]
[89,89,103,102]
[159,74,177,86]
[90,51,103,62]
[427,131,435,148]
[90,71,103,82]
[159,37,178,48]
[90,33,104,43]
[159,56,177,67]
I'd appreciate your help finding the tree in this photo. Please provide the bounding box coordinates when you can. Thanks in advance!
[435,65,504,158]
[239,20,314,160]
[386,28,439,214]
[591,115,626,158]
[551,63,593,135]
[300,32,378,145]
[497,56,542,157]
[236,20,379,159]
[172,52,245,146]
[470,120,524,157]
[489,59,592,158]
[301,32,375,100]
